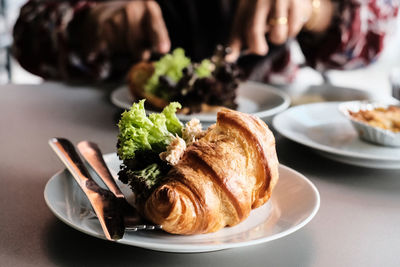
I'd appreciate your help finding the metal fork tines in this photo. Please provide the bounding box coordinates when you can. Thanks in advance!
[77,140,162,232]
[126,224,163,231]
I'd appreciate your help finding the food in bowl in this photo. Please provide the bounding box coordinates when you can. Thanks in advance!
[348,106,400,133]
[127,47,242,114]
[339,101,400,147]
[117,100,279,234]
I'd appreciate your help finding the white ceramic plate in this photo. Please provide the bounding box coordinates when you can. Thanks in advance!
[286,83,375,106]
[273,102,400,169]
[110,81,290,122]
[44,153,319,253]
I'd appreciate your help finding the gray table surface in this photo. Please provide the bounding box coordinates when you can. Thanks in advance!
[1,82,399,267]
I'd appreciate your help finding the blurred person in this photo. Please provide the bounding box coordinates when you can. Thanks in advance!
[12,0,399,84]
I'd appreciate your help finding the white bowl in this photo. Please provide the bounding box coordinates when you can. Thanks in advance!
[338,101,400,147]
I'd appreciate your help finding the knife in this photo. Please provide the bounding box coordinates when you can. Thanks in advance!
[77,141,162,230]
[77,141,124,198]
[48,138,125,241]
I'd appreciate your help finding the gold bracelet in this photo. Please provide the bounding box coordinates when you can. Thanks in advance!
[304,0,321,31]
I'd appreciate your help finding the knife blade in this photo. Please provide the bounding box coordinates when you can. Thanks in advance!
[48,137,125,241]
[77,141,124,199]
[77,141,160,229]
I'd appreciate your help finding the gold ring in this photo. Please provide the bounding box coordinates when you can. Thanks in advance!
[269,17,288,26]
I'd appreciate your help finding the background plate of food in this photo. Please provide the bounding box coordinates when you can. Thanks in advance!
[285,83,375,106]
[110,48,290,123]
[339,101,400,147]
[273,102,400,169]
[44,153,319,253]
[111,81,290,123]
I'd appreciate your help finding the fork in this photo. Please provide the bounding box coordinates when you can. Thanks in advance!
[77,141,162,231]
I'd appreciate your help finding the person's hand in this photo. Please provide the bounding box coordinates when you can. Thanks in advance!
[84,1,170,61]
[227,0,313,61]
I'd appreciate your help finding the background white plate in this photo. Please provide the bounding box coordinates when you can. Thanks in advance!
[273,102,400,169]
[284,83,375,106]
[110,81,290,123]
[44,153,319,253]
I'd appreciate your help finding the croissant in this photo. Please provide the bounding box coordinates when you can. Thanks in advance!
[143,108,279,235]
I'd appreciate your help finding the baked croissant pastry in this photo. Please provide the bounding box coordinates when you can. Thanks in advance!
[144,108,279,235]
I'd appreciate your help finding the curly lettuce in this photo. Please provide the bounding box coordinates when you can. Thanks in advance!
[117,100,183,160]
[144,48,191,97]
[195,59,213,78]
[144,48,214,99]
[117,100,184,200]
[119,162,165,201]
[162,102,183,135]
[126,163,162,191]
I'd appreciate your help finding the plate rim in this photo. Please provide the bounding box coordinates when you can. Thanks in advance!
[44,156,320,253]
[110,81,291,122]
[273,102,400,162]
[314,150,400,169]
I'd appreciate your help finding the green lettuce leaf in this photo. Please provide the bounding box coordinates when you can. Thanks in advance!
[144,48,214,99]
[126,163,162,191]
[162,102,182,135]
[144,48,191,96]
[119,163,164,201]
[195,59,213,78]
[117,100,183,160]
